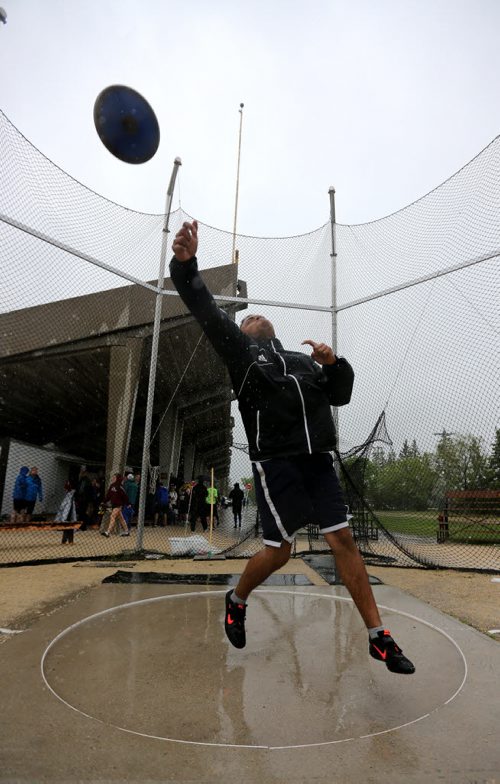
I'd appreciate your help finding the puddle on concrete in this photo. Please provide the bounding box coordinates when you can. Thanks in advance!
[102,571,313,586]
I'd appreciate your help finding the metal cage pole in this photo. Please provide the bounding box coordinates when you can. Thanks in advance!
[328,186,339,452]
[232,103,244,264]
[136,157,182,550]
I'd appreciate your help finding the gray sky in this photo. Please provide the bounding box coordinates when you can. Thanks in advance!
[1,0,500,234]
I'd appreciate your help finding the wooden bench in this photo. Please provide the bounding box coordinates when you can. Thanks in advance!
[0,521,97,544]
[437,490,500,543]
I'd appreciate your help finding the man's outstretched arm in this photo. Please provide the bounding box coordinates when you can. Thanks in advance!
[170,220,250,365]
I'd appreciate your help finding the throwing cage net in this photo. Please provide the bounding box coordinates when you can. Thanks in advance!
[0,109,499,571]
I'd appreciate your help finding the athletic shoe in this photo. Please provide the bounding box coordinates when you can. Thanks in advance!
[120,532,130,537]
[224,590,247,649]
[100,530,110,538]
[369,629,415,674]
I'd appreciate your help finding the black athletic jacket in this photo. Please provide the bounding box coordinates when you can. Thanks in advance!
[169,256,354,462]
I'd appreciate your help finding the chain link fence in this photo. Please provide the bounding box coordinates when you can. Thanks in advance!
[0,110,498,571]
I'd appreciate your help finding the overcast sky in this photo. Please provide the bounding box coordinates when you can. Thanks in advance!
[1,0,500,235]
[1,1,499,484]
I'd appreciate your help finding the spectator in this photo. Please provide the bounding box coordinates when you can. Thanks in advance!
[189,477,208,533]
[154,482,170,527]
[11,466,29,524]
[75,466,93,529]
[90,478,104,525]
[55,480,77,544]
[177,484,190,524]
[169,484,178,524]
[122,473,138,531]
[101,474,129,537]
[206,483,219,527]
[25,466,43,521]
[124,473,138,508]
[229,482,245,529]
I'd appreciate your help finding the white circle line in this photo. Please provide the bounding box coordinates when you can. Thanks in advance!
[40,588,468,751]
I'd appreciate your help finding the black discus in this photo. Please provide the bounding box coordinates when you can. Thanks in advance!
[93,85,160,164]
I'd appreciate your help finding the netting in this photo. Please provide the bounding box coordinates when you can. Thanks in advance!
[0,109,499,571]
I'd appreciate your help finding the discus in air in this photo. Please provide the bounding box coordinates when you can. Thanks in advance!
[93,85,160,164]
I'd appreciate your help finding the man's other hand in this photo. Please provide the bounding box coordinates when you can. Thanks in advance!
[172,220,198,262]
[302,339,337,365]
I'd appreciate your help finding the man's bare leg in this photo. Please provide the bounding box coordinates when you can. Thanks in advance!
[324,528,381,629]
[234,540,292,601]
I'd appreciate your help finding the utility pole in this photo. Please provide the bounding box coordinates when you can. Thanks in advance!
[433,429,456,441]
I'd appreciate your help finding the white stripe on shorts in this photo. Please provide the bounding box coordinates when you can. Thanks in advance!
[254,461,294,544]
[319,520,350,534]
[320,504,352,534]
[263,538,284,548]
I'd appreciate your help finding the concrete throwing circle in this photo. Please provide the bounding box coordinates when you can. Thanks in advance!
[41,589,467,750]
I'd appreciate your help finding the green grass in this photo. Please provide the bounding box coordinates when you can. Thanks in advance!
[372,510,500,544]
[373,511,435,537]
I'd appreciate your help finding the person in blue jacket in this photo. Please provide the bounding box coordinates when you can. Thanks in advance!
[24,466,43,520]
[154,482,170,527]
[11,466,29,523]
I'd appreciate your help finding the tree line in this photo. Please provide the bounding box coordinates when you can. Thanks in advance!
[343,429,500,511]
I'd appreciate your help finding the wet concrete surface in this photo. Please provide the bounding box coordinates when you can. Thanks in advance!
[1,582,499,783]
[300,553,383,584]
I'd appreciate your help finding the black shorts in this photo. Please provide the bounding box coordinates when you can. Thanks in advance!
[13,499,26,513]
[252,453,351,548]
[25,500,36,514]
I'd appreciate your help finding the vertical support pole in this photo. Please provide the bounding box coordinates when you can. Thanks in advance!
[328,187,339,452]
[208,466,215,553]
[232,103,244,264]
[136,157,182,551]
[167,411,178,483]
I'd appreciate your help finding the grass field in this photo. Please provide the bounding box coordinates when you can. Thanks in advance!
[373,510,500,544]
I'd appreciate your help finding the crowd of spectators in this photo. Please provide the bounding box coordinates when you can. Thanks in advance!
[9,464,246,538]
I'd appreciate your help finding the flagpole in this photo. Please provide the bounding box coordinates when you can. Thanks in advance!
[232,103,244,264]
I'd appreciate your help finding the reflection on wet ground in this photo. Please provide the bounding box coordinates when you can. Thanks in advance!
[42,589,464,748]
[102,571,314,585]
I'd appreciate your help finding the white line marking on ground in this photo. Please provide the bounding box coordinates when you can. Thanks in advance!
[0,628,24,634]
[40,589,468,751]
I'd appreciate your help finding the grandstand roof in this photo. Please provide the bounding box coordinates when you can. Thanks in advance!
[0,264,247,478]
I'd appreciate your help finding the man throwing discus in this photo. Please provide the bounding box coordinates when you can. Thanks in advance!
[170,221,414,675]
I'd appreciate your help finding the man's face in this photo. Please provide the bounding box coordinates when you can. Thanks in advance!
[240,314,275,339]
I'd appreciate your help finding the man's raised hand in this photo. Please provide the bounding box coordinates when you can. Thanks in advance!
[302,339,337,366]
[172,220,198,262]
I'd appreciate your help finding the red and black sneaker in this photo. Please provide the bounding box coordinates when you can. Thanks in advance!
[369,629,415,674]
[224,590,247,649]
